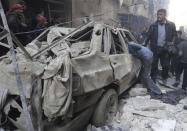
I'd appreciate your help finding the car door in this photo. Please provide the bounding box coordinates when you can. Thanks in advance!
[120,30,142,78]
[71,24,114,94]
[107,29,134,93]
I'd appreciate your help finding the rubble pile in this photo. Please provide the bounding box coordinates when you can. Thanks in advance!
[114,84,187,131]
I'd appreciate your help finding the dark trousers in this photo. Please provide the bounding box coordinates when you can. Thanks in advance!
[170,55,180,76]
[176,63,187,89]
[151,47,170,81]
[175,63,183,82]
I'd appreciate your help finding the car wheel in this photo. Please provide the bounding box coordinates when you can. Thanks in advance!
[92,89,118,127]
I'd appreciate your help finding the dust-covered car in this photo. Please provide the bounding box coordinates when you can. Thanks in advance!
[0,22,141,131]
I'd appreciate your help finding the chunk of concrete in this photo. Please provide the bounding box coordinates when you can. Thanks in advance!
[151,119,176,131]
[176,112,187,123]
[130,96,166,111]
[129,84,147,97]
[180,98,187,105]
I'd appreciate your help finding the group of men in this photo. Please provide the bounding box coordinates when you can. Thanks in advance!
[6,1,48,45]
[129,9,187,95]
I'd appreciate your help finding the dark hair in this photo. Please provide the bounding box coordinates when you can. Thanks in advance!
[157,9,167,14]
[19,1,26,5]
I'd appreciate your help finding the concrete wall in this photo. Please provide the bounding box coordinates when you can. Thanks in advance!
[118,0,151,34]
[72,0,120,27]
[71,0,170,33]
[152,0,170,21]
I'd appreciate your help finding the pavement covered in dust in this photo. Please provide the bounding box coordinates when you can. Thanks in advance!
[87,76,187,131]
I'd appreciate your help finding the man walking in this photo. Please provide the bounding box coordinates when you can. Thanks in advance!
[145,9,177,83]
[176,40,187,90]
[171,31,184,77]
[172,31,185,87]
[128,42,162,95]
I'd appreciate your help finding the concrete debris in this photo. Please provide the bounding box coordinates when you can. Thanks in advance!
[86,124,129,131]
[150,89,187,105]
[0,61,34,98]
[151,119,176,131]
[115,93,187,131]
[179,97,187,105]
[47,27,75,44]
[176,112,187,123]
[129,84,147,97]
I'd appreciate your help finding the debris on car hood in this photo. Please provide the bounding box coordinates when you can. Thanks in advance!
[0,26,74,119]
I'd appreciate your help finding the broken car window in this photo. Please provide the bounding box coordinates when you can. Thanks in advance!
[110,31,125,54]
[120,30,137,43]
[68,26,93,43]
[69,26,94,57]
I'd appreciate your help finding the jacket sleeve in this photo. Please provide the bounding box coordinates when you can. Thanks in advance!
[172,22,177,43]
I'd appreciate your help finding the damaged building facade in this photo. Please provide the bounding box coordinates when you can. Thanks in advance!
[72,0,170,34]
[2,0,72,26]
[2,0,170,32]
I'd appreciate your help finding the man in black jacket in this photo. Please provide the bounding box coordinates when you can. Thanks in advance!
[176,40,187,90]
[145,9,177,83]
[172,31,185,87]
[6,3,30,45]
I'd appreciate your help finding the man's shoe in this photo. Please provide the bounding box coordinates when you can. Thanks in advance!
[149,85,162,95]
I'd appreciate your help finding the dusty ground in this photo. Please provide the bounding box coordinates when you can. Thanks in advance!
[88,76,187,131]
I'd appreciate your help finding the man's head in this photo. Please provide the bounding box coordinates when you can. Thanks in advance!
[157,9,167,24]
[177,30,182,38]
[9,4,24,13]
[19,1,27,11]
[36,15,48,27]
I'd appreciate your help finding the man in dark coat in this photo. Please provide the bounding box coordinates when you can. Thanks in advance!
[172,31,185,87]
[145,9,177,83]
[176,40,187,90]
[171,31,184,76]
[6,3,27,33]
[6,3,30,45]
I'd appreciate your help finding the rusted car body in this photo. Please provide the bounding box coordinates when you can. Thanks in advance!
[0,22,141,131]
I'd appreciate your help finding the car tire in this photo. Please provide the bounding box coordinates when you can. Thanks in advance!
[92,89,118,127]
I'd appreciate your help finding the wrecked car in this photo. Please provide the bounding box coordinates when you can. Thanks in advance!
[0,22,141,131]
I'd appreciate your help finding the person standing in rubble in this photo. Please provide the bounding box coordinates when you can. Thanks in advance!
[6,3,28,33]
[172,31,185,87]
[128,42,162,95]
[174,39,187,90]
[170,31,184,76]
[6,3,29,44]
[145,9,177,84]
